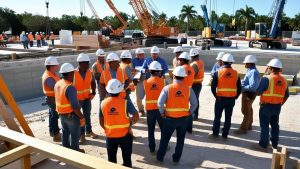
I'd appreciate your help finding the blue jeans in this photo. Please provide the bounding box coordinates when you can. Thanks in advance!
[212,98,235,137]
[147,109,163,152]
[157,116,189,162]
[60,113,80,151]
[80,99,92,135]
[259,104,281,148]
[106,134,133,168]
[46,97,59,135]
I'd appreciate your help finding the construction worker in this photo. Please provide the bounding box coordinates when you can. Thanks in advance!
[211,52,225,75]
[190,48,205,121]
[142,46,168,79]
[28,32,34,47]
[235,55,260,134]
[42,56,61,142]
[100,79,139,168]
[173,46,183,69]
[139,61,167,153]
[74,53,98,143]
[35,32,41,47]
[210,53,242,139]
[119,50,135,101]
[50,31,55,46]
[156,66,198,163]
[253,58,289,151]
[20,31,29,49]
[41,32,46,46]
[54,63,85,152]
[99,53,129,100]
[177,52,195,133]
[132,48,146,117]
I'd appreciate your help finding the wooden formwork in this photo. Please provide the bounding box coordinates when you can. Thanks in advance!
[271,146,287,169]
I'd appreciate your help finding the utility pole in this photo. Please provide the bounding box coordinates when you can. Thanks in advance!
[45,0,51,36]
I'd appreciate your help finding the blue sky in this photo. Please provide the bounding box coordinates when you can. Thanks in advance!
[0,0,299,18]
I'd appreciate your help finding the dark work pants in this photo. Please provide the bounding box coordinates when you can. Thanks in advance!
[80,99,92,135]
[147,109,163,152]
[106,134,133,168]
[46,97,60,135]
[187,83,202,132]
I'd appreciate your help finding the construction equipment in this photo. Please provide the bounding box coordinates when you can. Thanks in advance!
[129,0,179,47]
[292,31,300,46]
[248,0,287,49]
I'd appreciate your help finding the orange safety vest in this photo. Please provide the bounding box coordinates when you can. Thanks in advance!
[35,34,41,40]
[120,62,135,92]
[144,76,166,110]
[50,34,55,40]
[101,97,130,138]
[54,79,73,114]
[260,74,287,104]
[165,83,190,118]
[94,62,108,75]
[28,34,34,41]
[191,60,204,84]
[42,70,60,97]
[102,68,127,98]
[182,64,195,88]
[73,69,92,100]
[216,68,238,97]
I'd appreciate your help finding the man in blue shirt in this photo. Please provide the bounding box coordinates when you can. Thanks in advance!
[235,55,260,135]
[142,46,168,79]
[211,52,225,75]
[132,48,146,116]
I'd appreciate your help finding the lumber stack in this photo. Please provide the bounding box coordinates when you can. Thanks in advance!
[73,35,105,49]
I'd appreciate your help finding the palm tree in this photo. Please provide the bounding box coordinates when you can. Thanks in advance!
[236,5,256,32]
[179,5,197,32]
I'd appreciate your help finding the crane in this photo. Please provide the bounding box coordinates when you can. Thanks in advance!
[249,0,287,49]
[129,0,179,46]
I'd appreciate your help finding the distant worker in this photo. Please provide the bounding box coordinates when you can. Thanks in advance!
[54,63,85,152]
[142,46,169,79]
[211,52,225,75]
[42,56,61,142]
[235,55,260,135]
[253,58,289,151]
[41,32,46,46]
[190,48,205,121]
[91,49,108,114]
[157,66,198,163]
[100,79,139,168]
[74,53,98,144]
[132,48,146,117]
[172,46,183,69]
[28,32,34,47]
[35,32,41,47]
[20,32,29,49]
[210,54,242,139]
[50,31,55,46]
[177,52,195,133]
[139,61,167,153]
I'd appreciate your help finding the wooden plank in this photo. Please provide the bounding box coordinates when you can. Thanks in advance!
[0,127,127,169]
[21,154,31,169]
[0,75,34,136]
[271,149,281,169]
[280,146,287,169]
[0,98,22,133]
[0,145,31,167]
[297,160,300,169]
[2,153,47,169]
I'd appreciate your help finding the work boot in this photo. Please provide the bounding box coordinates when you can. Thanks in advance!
[78,148,85,153]
[80,135,86,144]
[251,143,268,152]
[234,129,247,135]
[53,133,61,142]
[248,126,253,130]
[86,131,99,139]
[140,111,146,117]
[208,133,218,140]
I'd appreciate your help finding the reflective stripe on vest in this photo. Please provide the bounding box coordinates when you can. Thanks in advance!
[216,68,238,97]
[191,60,204,83]
[165,83,190,118]
[144,76,165,110]
[260,74,287,104]
[54,79,73,114]
[73,69,92,100]
[42,70,60,97]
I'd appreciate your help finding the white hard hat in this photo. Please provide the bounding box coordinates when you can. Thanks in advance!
[173,46,183,53]
[150,46,160,54]
[178,52,191,60]
[189,48,199,57]
[135,48,145,54]
[243,55,257,63]
[106,52,120,62]
[96,49,105,56]
[44,56,59,66]
[172,66,187,77]
[216,52,226,60]
[77,53,90,62]
[36,32,38,34]
[149,61,162,70]
[50,31,53,33]
[120,50,132,59]
[267,58,282,68]
[59,63,74,73]
[221,53,235,62]
[105,79,124,94]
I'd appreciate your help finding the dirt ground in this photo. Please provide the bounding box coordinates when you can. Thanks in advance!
[2,74,300,169]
